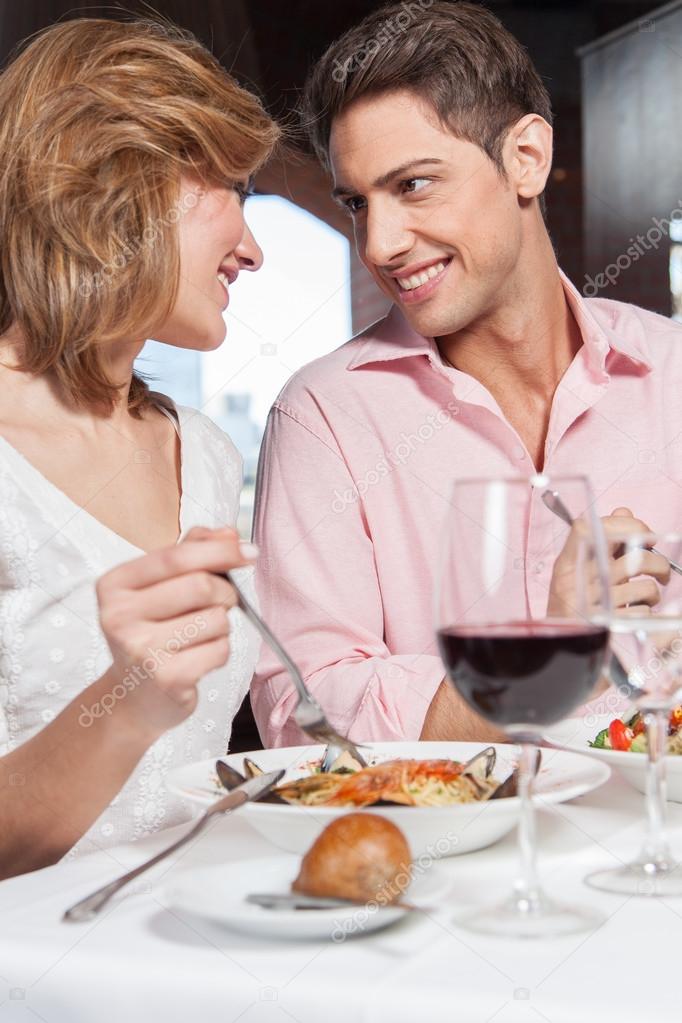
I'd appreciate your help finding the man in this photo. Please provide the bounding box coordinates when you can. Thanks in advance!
[251,1,682,746]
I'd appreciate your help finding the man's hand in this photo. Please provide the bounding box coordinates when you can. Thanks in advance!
[604,508,670,611]
[548,507,669,617]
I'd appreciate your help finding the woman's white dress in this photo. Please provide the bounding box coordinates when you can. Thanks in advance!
[0,402,259,855]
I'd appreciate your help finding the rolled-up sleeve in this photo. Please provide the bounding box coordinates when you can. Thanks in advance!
[251,401,444,747]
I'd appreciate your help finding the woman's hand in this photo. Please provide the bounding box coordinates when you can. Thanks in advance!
[548,507,669,617]
[94,526,256,741]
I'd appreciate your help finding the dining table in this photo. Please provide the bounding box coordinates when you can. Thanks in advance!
[0,756,680,1023]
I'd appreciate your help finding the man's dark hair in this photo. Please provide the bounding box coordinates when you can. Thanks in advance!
[302,0,553,180]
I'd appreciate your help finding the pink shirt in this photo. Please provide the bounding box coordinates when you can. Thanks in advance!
[252,273,682,747]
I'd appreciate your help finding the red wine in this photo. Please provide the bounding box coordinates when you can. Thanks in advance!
[437,622,609,730]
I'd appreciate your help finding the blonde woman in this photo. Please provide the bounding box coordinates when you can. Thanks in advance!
[0,18,279,877]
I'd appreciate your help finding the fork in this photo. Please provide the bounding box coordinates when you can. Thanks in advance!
[542,489,682,577]
[224,572,367,762]
[541,489,643,700]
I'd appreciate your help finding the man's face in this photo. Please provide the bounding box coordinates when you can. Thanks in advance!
[329,90,526,339]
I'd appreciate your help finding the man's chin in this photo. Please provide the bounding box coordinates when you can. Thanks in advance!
[398,303,464,341]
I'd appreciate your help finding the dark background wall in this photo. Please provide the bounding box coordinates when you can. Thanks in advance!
[581,0,682,314]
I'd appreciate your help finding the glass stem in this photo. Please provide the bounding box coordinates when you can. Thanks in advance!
[641,708,672,869]
[513,742,542,913]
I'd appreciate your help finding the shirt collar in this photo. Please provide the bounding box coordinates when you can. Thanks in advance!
[346,270,653,375]
[346,303,436,370]
[560,271,653,375]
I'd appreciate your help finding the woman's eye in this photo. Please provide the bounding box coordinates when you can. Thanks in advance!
[344,195,367,214]
[403,177,431,194]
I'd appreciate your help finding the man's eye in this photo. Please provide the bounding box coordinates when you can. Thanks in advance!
[403,177,431,194]
[344,195,367,214]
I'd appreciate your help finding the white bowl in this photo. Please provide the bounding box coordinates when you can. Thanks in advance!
[548,716,682,802]
[546,715,682,802]
[166,741,610,858]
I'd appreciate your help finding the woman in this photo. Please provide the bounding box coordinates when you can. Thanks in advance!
[0,16,279,877]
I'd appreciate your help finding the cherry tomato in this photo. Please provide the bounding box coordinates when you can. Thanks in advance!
[609,719,633,751]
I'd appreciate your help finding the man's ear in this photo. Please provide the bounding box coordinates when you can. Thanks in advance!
[504,113,553,200]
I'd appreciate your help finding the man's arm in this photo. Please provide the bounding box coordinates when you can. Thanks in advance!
[251,402,480,745]
[420,680,506,741]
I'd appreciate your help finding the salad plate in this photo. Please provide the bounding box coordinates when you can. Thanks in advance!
[545,712,682,802]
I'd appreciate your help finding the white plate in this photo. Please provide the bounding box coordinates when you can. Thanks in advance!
[546,714,682,802]
[164,854,451,940]
[166,741,610,858]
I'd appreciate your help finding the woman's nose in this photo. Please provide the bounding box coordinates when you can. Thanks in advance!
[236,223,263,271]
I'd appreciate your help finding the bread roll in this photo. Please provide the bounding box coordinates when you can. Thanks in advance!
[292,812,412,904]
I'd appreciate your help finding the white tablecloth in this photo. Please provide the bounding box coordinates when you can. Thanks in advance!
[0,767,679,1023]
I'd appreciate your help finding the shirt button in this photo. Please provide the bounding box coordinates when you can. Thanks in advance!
[534,562,544,573]
[515,447,525,460]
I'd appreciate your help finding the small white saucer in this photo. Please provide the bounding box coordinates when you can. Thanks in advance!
[163,854,451,941]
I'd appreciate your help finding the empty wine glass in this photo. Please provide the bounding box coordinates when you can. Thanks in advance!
[585,530,682,896]
[436,474,611,937]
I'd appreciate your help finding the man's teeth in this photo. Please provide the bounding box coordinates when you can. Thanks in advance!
[217,271,229,288]
[396,261,446,291]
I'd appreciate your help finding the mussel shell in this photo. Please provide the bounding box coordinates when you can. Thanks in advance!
[243,757,265,778]
[216,758,285,802]
[242,756,287,800]
[256,790,287,804]
[459,747,499,799]
[215,760,246,791]
[487,749,542,801]
[461,746,497,780]
[487,771,519,800]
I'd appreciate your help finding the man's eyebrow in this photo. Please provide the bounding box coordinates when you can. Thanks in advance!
[331,158,445,200]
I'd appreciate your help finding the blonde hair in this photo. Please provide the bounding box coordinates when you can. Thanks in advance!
[0,17,280,414]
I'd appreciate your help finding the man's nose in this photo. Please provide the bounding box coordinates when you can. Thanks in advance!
[362,203,412,269]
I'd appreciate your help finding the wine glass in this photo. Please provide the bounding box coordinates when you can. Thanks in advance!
[436,474,611,938]
[585,530,682,896]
